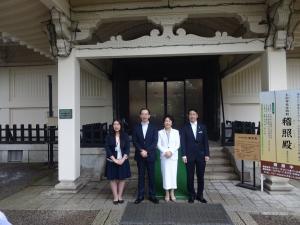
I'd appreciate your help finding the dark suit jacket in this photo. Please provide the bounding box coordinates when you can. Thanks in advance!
[180,122,209,160]
[105,132,130,159]
[132,122,158,162]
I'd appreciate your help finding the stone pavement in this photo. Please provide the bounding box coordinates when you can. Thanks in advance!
[0,163,54,201]
[0,175,300,225]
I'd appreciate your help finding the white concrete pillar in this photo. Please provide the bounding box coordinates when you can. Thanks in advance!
[55,50,83,192]
[261,47,294,194]
[261,48,288,91]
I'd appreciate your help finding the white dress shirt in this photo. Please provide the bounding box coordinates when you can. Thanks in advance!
[141,121,149,138]
[190,121,197,139]
[115,136,122,159]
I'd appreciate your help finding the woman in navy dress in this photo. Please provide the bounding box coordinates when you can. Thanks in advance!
[105,119,131,204]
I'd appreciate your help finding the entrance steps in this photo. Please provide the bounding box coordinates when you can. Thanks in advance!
[103,145,238,181]
[205,146,238,180]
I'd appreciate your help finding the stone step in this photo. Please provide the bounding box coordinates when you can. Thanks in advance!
[128,162,229,170]
[209,151,227,157]
[209,146,224,151]
[103,171,238,181]
[208,142,222,147]
[128,151,227,159]
[104,144,237,181]
[130,146,223,148]
[128,161,227,169]
[204,172,239,180]
[128,154,227,161]
[102,142,237,182]
[129,147,224,153]
[130,147,224,151]
[130,164,234,173]
[205,165,234,172]
[128,157,231,167]
[206,158,230,165]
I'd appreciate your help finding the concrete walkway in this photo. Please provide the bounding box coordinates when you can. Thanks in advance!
[0,163,54,201]
[0,174,300,225]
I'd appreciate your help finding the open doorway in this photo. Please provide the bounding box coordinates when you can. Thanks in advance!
[112,56,220,140]
[129,79,203,130]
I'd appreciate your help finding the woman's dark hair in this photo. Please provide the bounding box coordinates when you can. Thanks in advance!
[163,115,174,123]
[110,119,126,148]
[111,119,123,135]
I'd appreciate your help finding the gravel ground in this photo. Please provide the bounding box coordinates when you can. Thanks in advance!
[251,214,300,225]
[0,163,56,200]
[2,210,99,225]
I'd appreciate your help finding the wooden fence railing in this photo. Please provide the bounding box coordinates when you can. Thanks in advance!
[0,123,108,147]
[221,121,260,146]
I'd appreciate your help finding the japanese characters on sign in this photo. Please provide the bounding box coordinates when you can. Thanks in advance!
[261,161,300,180]
[234,134,260,161]
[260,90,300,179]
[260,92,276,162]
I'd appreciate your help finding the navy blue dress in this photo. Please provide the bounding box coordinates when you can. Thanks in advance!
[104,133,131,180]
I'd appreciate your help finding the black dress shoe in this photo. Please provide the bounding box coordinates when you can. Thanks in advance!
[113,200,119,205]
[188,197,194,203]
[118,200,124,204]
[149,197,159,204]
[134,198,144,204]
[196,196,207,203]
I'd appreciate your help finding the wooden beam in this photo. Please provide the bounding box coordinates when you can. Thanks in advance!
[75,41,265,59]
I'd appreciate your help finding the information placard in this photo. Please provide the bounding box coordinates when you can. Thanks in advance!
[234,133,260,161]
[59,109,72,119]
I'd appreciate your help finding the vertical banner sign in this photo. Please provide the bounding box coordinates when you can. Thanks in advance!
[260,90,300,179]
[260,92,276,162]
[276,91,298,165]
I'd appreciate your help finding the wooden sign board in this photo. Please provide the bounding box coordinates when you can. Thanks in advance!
[234,133,260,161]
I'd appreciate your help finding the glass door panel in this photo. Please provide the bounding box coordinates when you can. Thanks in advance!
[167,81,185,129]
[129,80,146,129]
[147,82,164,129]
[185,79,203,122]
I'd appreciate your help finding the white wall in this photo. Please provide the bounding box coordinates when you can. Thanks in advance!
[0,68,10,125]
[221,58,300,124]
[0,60,112,162]
[287,58,300,89]
[0,61,113,127]
[80,60,113,125]
[0,65,57,125]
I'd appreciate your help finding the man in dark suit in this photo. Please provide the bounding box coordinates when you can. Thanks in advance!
[132,108,159,204]
[181,109,209,203]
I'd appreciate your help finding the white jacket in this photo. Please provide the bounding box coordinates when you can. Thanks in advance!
[0,211,12,225]
[157,128,180,160]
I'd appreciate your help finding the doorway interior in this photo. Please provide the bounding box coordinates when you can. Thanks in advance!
[129,79,203,130]
[112,56,221,140]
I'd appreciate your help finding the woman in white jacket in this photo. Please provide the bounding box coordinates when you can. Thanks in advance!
[157,115,180,202]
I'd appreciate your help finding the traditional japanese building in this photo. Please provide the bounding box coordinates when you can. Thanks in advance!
[0,0,300,192]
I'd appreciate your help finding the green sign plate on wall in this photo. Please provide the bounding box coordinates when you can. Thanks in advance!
[59,109,72,119]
